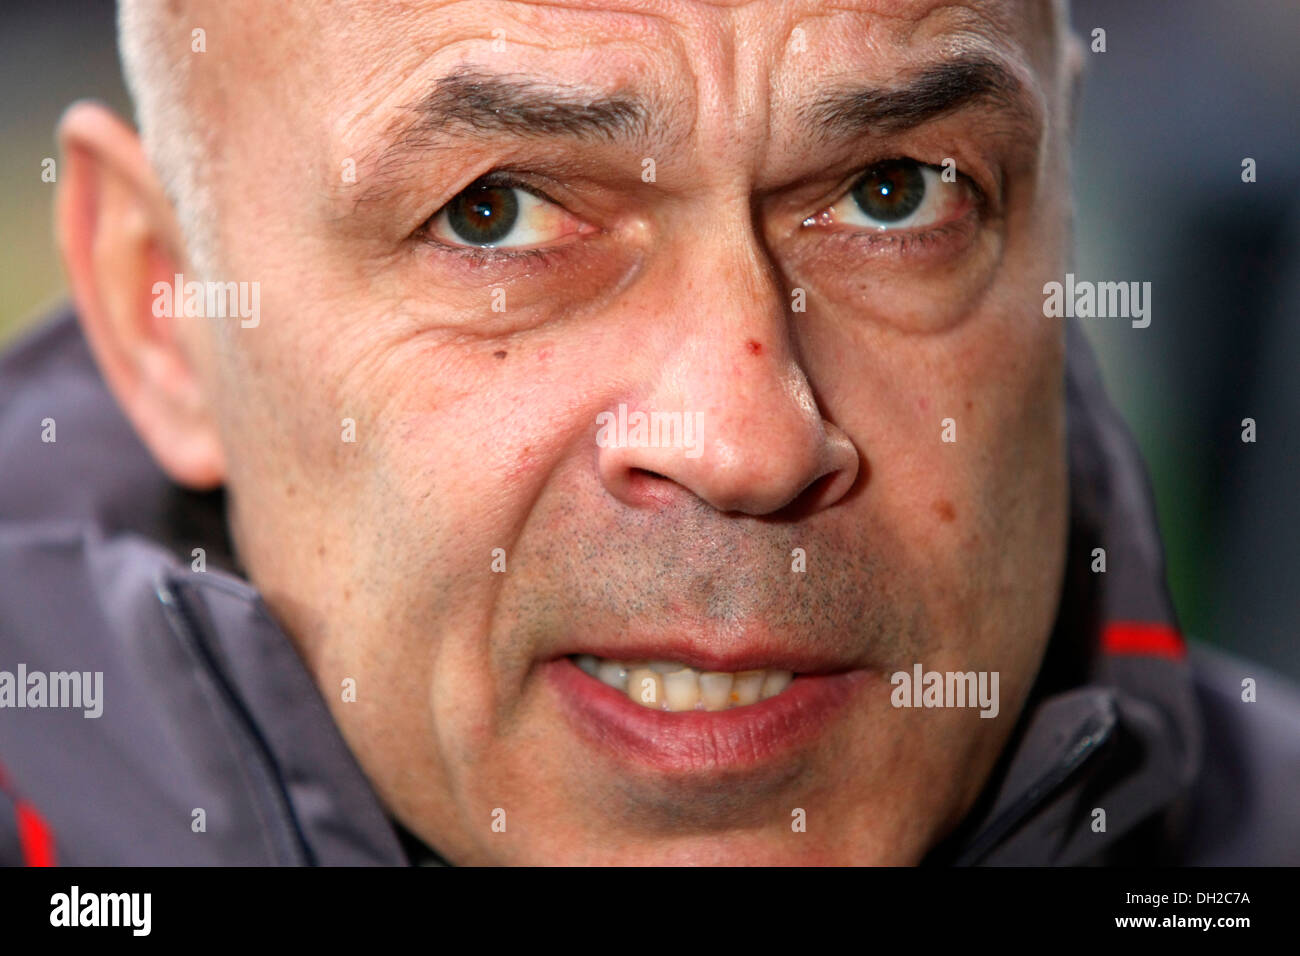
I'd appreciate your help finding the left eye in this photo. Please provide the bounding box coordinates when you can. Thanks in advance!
[428,180,582,249]
[809,160,966,232]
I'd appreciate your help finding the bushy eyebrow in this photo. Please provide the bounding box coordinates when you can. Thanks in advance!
[803,55,1038,140]
[404,68,652,141]
[352,67,658,207]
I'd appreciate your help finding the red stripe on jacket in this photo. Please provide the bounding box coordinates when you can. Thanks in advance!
[0,758,58,866]
[1102,621,1186,659]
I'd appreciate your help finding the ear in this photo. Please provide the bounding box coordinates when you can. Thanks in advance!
[55,100,226,491]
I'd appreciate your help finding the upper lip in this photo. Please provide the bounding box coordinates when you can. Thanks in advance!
[555,630,865,676]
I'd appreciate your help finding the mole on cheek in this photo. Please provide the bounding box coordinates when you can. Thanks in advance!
[934,499,956,523]
[494,350,507,360]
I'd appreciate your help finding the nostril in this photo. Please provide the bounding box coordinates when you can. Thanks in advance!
[766,467,862,521]
[624,468,678,505]
[792,471,842,517]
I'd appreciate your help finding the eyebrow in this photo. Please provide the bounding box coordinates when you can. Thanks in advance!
[397,68,653,144]
[804,56,1038,140]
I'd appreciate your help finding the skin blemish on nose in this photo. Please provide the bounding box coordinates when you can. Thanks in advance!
[746,339,763,356]
[934,499,957,523]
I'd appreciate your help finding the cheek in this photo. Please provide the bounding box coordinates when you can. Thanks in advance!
[367,350,579,528]
[802,272,1066,617]
[293,333,607,667]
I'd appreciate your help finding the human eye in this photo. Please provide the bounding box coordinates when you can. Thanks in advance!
[424,174,591,252]
[804,158,976,235]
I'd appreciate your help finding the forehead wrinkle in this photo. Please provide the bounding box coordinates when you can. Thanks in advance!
[492,0,1018,17]
[321,0,679,151]
[774,0,1052,74]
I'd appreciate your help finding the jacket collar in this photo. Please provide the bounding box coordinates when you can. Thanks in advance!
[154,564,411,864]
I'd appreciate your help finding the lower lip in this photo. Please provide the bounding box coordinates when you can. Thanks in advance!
[545,657,869,773]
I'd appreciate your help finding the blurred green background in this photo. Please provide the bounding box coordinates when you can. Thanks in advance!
[3,1,1298,677]
[2,2,131,336]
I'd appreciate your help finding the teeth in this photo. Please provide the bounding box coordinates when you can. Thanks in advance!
[596,659,629,691]
[761,670,793,699]
[699,672,734,711]
[663,669,700,711]
[579,657,797,712]
[731,671,765,707]
[626,668,662,708]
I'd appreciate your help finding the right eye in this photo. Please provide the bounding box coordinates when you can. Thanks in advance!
[427,178,588,250]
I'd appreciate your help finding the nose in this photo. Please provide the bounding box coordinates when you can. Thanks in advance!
[597,226,860,517]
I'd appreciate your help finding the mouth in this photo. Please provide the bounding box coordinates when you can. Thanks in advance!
[547,648,869,773]
[572,655,794,711]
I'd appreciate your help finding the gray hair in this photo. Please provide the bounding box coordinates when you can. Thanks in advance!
[117,0,219,275]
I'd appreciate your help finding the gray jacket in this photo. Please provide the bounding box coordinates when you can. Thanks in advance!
[0,307,1297,865]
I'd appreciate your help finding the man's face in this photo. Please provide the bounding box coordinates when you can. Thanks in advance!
[187,0,1072,863]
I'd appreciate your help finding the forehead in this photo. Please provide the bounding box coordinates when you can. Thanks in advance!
[241,0,1054,104]
[318,0,1036,38]
[280,1,1046,159]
